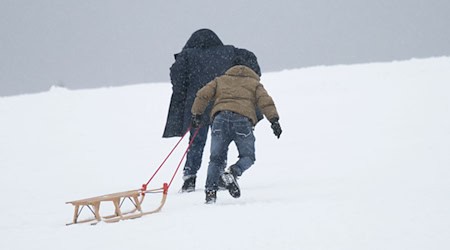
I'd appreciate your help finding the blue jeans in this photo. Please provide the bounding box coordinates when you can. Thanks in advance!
[205,111,256,191]
[183,125,209,177]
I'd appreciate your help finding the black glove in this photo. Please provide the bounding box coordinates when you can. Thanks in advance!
[270,118,282,139]
[191,114,202,128]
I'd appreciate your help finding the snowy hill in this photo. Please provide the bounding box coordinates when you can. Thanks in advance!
[1,57,449,250]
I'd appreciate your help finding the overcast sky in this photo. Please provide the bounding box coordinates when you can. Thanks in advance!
[1,0,449,96]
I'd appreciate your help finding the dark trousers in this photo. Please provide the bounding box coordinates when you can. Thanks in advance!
[183,125,209,177]
[205,111,256,191]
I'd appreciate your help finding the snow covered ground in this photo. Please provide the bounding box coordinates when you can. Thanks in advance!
[1,57,449,249]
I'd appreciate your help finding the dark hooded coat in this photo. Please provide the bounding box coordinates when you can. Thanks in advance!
[163,29,261,137]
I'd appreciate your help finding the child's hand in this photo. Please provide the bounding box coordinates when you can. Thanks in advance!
[270,118,282,139]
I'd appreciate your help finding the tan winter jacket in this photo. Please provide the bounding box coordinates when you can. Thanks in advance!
[192,65,279,125]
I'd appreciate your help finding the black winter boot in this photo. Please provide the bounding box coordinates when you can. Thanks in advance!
[221,172,240,198]
[205,190,217,204]
[181,176,196,192]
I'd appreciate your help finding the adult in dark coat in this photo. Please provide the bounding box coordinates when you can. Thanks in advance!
[162,29,261,192]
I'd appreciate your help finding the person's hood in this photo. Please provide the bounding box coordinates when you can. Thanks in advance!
[225,65,260,81]
[183,29,224,50]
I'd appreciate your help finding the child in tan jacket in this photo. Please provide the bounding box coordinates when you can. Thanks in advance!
[191,61,282,203]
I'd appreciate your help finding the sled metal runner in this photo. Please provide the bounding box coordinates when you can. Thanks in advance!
[66,183,168,225]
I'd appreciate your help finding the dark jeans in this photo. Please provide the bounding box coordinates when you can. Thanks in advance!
[183,125,209,178]
[205,111,256,191]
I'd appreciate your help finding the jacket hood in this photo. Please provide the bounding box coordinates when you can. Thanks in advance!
[225,65,260,81]
[183,29,224,50]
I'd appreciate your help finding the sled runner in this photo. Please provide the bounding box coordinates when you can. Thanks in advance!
[66,184,168,225]
[65,127,199,226]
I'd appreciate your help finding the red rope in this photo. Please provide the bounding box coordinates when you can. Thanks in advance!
[167,127,200,189]
[141,127,192,191]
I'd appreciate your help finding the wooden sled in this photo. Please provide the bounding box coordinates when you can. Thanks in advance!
[66,183,168,225]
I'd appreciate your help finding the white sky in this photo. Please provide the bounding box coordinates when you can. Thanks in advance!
[1,0,449,96]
